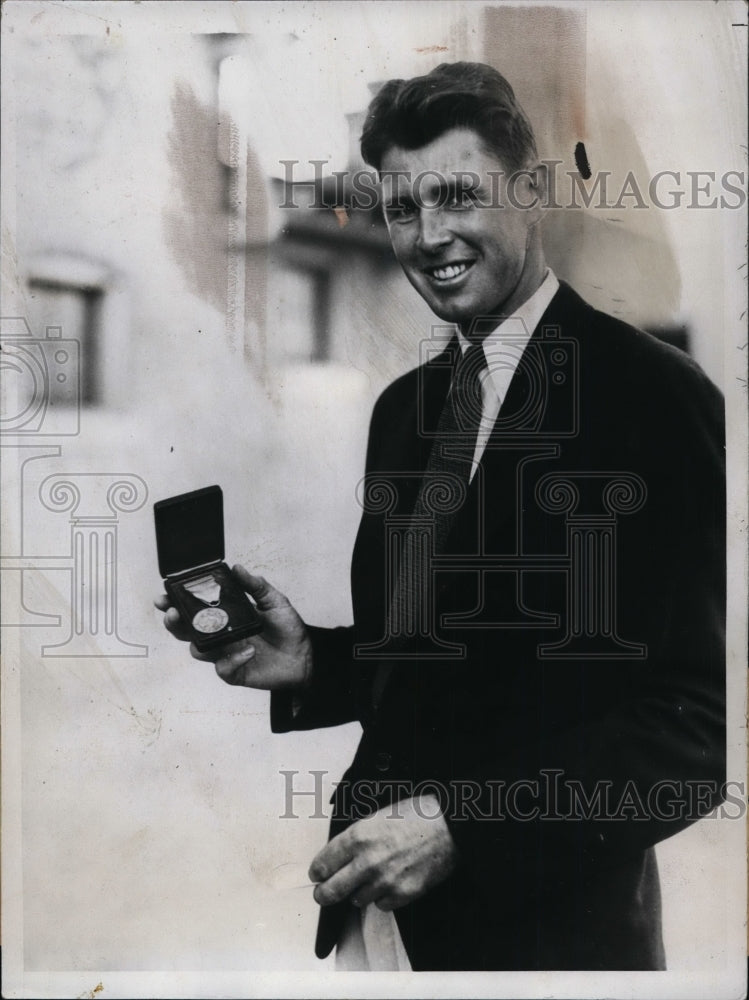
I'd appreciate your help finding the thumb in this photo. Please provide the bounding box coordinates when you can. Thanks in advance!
[231,565,290,612]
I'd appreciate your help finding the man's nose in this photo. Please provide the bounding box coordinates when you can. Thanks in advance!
[416,207,453,253]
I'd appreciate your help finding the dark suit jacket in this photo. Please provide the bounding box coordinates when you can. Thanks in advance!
[271,282,726,971]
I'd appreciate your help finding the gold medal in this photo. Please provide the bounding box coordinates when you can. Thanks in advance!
[192,607,229,633]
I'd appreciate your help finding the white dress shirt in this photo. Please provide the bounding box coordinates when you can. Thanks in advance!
[457,268,560,480]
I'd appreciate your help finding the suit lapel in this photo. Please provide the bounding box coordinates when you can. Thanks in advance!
[369,284,586,709]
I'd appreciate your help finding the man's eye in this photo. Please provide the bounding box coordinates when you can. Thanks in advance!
[446,190,475,210]
[385,204,418,222]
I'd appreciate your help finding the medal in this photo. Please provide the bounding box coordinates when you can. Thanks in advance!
[192,607,229,633]
[184,572,228,633]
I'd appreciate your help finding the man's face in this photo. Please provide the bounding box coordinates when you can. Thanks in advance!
[379,127,544,334]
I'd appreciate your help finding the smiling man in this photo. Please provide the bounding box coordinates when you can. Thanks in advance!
[159,62,726,971]
[377,128,546,328]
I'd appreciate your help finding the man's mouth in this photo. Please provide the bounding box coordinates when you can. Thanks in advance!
[424,260,475,283]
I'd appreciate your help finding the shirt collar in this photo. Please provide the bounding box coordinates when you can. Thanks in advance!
[456,268,560,358]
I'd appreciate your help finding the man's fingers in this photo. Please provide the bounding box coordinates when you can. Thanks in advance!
[308,827,357,884]
[348,881,381,908]
[158,596,258,672]
[162,606,193,642]
[213,642,256,682]
[189,642,219,663]
[231,566,288,612]
[312,861,369,907]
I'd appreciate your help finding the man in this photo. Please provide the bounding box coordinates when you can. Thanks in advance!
[158,63,725,971]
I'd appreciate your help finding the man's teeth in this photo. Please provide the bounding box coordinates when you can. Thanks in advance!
[431,263,468,280]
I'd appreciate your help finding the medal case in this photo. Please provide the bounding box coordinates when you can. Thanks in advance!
[154,485,262,651]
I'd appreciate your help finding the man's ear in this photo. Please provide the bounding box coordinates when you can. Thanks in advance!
[521,161,549,225]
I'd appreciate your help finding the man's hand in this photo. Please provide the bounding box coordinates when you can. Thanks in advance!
[154,565,312,691]
[308,795,458,911]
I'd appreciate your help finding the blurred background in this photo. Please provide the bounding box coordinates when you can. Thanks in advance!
[1,0,745,986]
